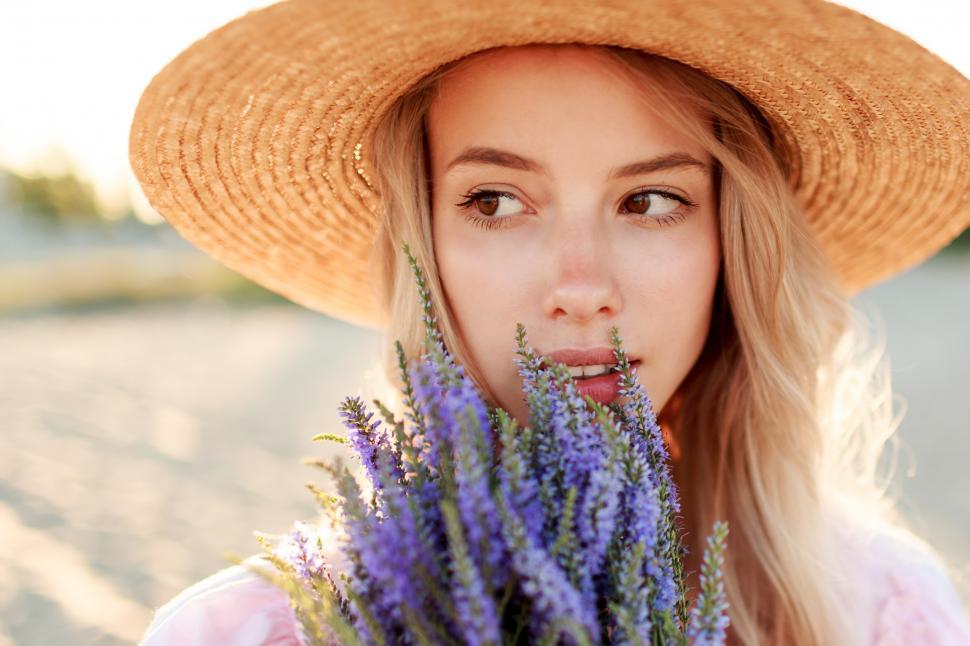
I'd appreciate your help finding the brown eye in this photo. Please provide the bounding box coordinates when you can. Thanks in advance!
[621,189,688,217]
[623,192,651,214]
[455,190,523,218]
[476,194,499,216]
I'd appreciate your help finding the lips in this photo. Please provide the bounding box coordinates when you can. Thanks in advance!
[542,347,624,367]
[570,360,641,405]
[537,347,641,404]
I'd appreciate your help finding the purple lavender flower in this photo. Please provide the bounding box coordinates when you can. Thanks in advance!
[557,375,623,589]
[612,326,688,627]
[495,408,544,544]
[608,539,652,641]
[339,396,402,490]
[334,457,447,642]
[408,356,450,474]
[446,377,507,590]
[275,520,331,582]
[496,489,599,641]
[442,499,502,645]
[687,521,731,646]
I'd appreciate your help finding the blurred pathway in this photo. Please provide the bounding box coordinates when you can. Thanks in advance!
[0,300,382,644]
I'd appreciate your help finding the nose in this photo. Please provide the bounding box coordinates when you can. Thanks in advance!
[541,214,622,325]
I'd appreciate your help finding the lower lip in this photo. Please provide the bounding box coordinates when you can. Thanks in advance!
[573,361,640,405]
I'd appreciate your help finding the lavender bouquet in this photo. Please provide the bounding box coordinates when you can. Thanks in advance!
[240,244,730,645]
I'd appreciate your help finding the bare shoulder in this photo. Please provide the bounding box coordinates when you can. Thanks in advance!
[140,554,307,645]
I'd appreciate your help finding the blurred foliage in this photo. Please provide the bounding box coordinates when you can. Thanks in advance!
[0,251,290,316]
[946,227,970,252]
[1,166,108,223]
[0,163,293,314]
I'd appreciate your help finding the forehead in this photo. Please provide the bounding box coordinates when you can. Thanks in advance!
[427,45,710,169]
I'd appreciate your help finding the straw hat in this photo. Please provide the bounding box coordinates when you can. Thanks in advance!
[129,0,969,329]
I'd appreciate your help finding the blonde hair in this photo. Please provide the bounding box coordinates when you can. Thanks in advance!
[364,44,945,645]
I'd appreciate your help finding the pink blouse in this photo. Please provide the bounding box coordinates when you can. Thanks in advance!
[140,525,970,645]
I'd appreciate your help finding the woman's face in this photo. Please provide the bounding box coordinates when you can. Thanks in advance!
[428,45,721,427]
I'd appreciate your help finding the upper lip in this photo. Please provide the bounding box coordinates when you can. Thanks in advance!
[541,347,639,367]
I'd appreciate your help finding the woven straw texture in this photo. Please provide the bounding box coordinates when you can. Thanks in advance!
[129,0,970,329]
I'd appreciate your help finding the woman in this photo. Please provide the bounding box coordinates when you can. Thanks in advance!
[131,1,970,644]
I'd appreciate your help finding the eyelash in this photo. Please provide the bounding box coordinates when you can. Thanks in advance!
[454,188,698,230]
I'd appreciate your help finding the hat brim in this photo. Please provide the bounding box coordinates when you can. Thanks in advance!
[129,0,970,328]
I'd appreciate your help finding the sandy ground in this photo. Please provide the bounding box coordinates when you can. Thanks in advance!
[0,251,967,644]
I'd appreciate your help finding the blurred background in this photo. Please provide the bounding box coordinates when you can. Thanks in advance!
[0,1,967,644]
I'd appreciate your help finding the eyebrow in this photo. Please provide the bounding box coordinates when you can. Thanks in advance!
[444,146,709,178]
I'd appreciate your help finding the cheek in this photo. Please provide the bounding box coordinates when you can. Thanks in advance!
[434,217,519,324]
[661,249,718,360]
[621,228,720,405]
[433,215,527,399]
[433,204,541,327]
[621,219,719,315]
